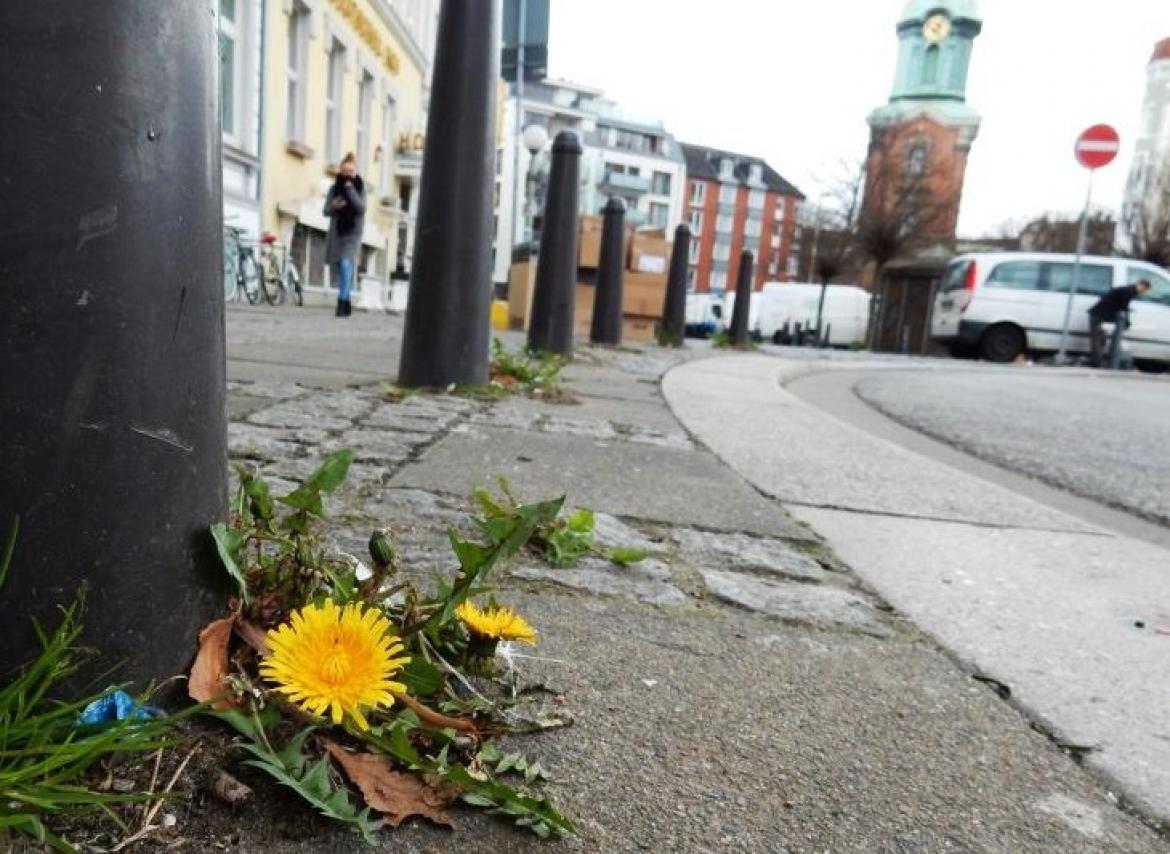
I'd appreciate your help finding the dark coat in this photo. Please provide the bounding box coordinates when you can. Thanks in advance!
[1089,284,1141,322]
[323,177,366,265]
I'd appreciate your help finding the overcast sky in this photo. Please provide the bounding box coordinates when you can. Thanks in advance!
[547,0,1169,237]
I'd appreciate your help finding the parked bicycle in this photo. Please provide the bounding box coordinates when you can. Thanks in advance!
[259,232,304,307]
[223,225,262,304]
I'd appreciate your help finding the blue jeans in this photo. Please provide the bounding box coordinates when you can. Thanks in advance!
[335,258,355,301]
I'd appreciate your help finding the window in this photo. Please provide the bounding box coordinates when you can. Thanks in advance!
[745,218,762,238]
[940,259,972,292]
[219,0,240,140]
[922,45,940,86]
[652,171,671,195]
[749,163,763,184]
[906,143,927,177]
[649,202,669,228]
[627,166,640,177]
[688,238,700,264]
[690,181,706,206]
[688,210,703,233]
[380,95,396,193]
[748,189,765,210]
[719,184,737,205]
[1128,266,1170,305]
[285,1,309,141]
[1043,263,1114,296]
[710,270,727,291]
[713,242,730,262]
[986,261,1042,291]
[686,267,697,290]
[606,162,625,175]
[716,213,734,233]
[325,39,346,161]
[356,71,374,174]
[718,158,735,179]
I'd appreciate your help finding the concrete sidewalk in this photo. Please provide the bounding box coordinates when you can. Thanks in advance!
[664,353,1170,839]
[219,308,1166,852]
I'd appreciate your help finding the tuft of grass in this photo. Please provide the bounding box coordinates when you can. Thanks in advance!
[0,519,181,853]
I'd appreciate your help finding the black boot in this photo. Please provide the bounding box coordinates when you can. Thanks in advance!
[343,299,352,317]
[335,298,345,317]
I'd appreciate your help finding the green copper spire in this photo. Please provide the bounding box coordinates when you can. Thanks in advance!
[871,0,982,127]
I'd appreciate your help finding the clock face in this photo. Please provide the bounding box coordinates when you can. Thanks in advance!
[922,13,951,44]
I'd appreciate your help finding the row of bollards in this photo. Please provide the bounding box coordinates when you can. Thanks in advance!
[0,0,755,684]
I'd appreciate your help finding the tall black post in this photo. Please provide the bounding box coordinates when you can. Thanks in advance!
[399,0,499,387]
[658,223,691,346]
[590,198,626,345]
[729,250,755,347]
[0,2,227,683]
[528,132,582,355]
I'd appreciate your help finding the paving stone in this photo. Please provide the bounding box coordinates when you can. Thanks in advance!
[289,427,332,445]
[675,528,827,583]
[701,569,888,636]
[620,425,695,450]
[512,557,687,606]
[542,416,618,440]
[468,406,542,431]
[227,380,307,400]
[589,512,667,555]
[228,423,304,461]
[364,402,457,432]
[247,401,354,431]
[323,428,429,463]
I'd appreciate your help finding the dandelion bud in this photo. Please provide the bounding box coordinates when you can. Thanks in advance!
[368,529,397,569]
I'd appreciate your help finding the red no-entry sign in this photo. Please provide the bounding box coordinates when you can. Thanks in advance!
[1074,124,1120,170]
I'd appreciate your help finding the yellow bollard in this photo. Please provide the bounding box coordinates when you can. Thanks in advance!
[490,299,510,331]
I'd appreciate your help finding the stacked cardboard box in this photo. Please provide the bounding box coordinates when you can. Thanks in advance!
[507,219,670,342]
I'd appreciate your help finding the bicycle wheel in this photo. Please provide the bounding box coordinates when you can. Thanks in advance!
[223,243,239,302]
[263,258,287,306]
[286,263,304,306]
[240,250,262,305]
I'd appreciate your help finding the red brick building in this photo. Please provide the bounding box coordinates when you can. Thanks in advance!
[680,144,804,293]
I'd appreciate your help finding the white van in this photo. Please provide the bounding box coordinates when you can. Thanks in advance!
[930,252,1170,369]
[756,283,871,347]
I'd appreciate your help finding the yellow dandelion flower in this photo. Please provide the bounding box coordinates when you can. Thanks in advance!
[455,601,537,645]
[260,600,409,730]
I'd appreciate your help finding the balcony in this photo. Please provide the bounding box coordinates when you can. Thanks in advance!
[599,170,650,195]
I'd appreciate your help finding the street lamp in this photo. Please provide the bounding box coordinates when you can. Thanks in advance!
[521,123,549,245]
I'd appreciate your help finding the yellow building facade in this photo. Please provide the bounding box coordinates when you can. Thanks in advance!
[260,0,435,299]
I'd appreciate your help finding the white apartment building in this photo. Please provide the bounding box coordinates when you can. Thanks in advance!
[1123,37,1170,245]
[492,79,686,286]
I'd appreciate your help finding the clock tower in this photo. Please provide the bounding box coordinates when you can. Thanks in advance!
[862,0,983,244]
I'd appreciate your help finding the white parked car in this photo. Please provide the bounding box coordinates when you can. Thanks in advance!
[756,283,871,347]
[930,252,1170,369]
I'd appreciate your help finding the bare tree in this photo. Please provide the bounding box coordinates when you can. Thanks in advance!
[1018,211,1117,256]
[1124,157,1170,268]
[855,130,955,280]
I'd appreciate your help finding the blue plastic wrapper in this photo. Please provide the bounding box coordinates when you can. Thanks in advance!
[77,689,161,725]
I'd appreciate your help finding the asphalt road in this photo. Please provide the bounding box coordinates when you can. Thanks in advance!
[853,369,1170,526]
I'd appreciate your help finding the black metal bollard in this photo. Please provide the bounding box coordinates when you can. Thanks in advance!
[0,2,227,684]
[729,250,755,347]
[658,223,691,347]
[590,198,626,345]
[528,132,582,355]
[398,0,500,387]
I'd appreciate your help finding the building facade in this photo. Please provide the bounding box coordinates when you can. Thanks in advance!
[492,79,687,286]
[258,0,436,299]
[679,144,804,294]
[219,0,266,238]
[1123,37,1170,255]
[862,0,983,247]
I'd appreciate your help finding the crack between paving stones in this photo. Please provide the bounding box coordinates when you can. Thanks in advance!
[776,498,1115,538]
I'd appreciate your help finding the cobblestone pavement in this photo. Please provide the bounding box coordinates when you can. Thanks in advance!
[212,310,1168,853]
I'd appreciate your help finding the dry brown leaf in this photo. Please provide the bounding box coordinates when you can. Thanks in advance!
[188,614,238,709]
[234,616,271,656]
[321,739,457,829]
[392,692,479,734]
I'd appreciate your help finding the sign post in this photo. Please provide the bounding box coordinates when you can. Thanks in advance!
[1055,124,1120,363]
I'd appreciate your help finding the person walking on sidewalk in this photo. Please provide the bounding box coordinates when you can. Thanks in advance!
[323,152,366,317]
[1087,279,1151,367]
